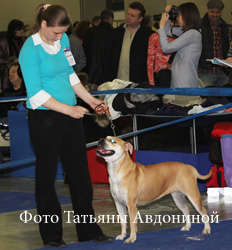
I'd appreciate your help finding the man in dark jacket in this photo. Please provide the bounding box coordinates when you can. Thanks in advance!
[109,2,154,83]
[83,9,114,85]
[198,0,229,87]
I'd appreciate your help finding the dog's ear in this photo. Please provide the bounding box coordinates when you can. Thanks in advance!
[124,142,133,155]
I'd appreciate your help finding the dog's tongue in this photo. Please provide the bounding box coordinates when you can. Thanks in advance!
[96,148,112,155]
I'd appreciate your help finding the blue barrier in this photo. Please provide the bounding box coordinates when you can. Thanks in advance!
[86,102,232,147]
[0,157,36,170]
[89,87,232,96]
[1,87,232,171]
[1,87,232,104]
[0,96,26,103]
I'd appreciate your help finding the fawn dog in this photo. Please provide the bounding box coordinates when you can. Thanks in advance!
[96,136,212,243]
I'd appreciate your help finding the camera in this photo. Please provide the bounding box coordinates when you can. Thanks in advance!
[153,5,178,22]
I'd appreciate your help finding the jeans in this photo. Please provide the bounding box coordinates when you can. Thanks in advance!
[198,72,228,87]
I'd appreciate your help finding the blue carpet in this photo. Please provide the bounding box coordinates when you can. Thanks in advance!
[0,191,72,213]
[35,220,232,250]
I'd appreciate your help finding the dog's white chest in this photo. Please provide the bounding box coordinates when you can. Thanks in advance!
[109,178,128,204]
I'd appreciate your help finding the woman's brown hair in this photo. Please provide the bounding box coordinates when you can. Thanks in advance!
[178,2,201,32]
[74,19,91,41]
[31,4,71,34]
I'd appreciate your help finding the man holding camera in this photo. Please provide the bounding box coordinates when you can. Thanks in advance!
[198,0,230,87]
[109,1,154,83]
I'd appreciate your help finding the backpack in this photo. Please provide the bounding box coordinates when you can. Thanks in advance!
[206,163,226,188]
[209,137,222,164]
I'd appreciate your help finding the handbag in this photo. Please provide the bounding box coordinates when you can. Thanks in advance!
[155,68,171,88]
[209,137,222,164]
[206,163,226,188]
[155,52,176,88]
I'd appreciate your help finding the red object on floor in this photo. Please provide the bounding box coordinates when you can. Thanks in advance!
[207,122,232,187]
[87,147,135,183]
[206,163,226,188]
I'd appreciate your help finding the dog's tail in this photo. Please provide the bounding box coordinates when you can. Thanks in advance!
[194,168,213,180]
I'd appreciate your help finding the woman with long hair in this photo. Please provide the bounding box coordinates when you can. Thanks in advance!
[74,19,91,43]
[19,4,111,248]
[158,2,202,88]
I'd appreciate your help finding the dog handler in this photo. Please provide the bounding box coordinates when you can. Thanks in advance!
[19,4,112,248]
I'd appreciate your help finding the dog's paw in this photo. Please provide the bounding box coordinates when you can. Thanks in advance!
[116,234,126,240]
[124,236,136,243]
[202,228,211,234]
[180,226,191,231]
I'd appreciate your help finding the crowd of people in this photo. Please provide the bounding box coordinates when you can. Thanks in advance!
[0,0,232,248]
[1,0,232,93]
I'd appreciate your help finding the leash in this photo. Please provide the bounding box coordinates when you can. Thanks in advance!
[95,103,116,136]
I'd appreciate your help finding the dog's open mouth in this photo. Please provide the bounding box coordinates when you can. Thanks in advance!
[96,145,115,157]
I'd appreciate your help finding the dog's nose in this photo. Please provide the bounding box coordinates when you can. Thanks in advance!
[98,138,105,147]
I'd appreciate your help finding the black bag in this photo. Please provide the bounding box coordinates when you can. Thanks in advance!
[155,52,176,88]
[209,138,222,164]
[155,69,171,88]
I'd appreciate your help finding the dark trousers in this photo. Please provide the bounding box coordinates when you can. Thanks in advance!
[28,109,102,244]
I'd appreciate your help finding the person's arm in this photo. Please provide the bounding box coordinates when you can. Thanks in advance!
[41,70,106,118]
[72,82,106,112]
[75,46,86,73]
[226,57,232,63]
[164,20,183,37]
[147,34,156,85]
[43,54,106,117]
[42,96,89,119]
[158,24,200,54]
[20,38,107,118]
[159,6,183,38]
[69,34,86,73]
[19,42,52,109]
[0,38,9,65]
[19,39,90,119]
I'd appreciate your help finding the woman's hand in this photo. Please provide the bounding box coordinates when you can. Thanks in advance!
[72,82,109,116]
[165,5,172,13]
[159,12,169,28]
[42,96,89,119]
[69,105,89,119]
[89,98,109,115]
[94,102,109,115]
[73,83,109,114]
[226,57,232,63]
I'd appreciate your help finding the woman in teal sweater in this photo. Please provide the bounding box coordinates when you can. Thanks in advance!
[19,4,111,248]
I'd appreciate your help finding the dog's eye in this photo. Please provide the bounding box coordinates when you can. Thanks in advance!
[110,138,116,143]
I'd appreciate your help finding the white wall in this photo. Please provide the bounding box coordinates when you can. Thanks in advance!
[80,0,105,21]
[0,0,81,31]
[0,0,231,31]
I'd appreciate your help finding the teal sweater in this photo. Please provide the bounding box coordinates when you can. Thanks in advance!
[19,33,77,110]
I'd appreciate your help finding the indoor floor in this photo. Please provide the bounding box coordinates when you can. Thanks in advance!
[0,177,232,250]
